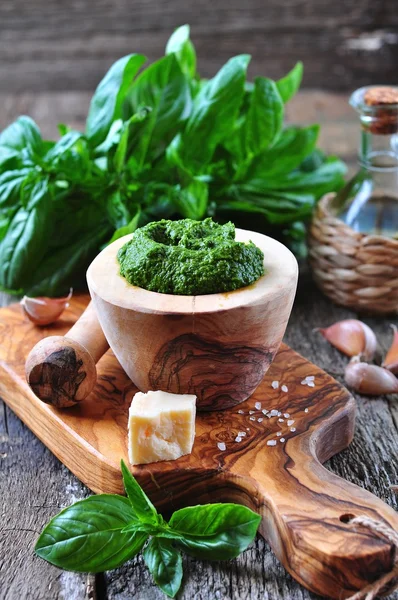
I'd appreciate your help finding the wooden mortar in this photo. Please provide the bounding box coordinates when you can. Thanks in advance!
[87,229,298,411]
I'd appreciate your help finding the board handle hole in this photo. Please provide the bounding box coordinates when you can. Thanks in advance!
[340,513,356,523]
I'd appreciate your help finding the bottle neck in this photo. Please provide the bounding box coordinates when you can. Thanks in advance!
[359,129,398,171]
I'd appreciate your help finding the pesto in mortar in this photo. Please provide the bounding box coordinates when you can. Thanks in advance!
[117,218,265,295]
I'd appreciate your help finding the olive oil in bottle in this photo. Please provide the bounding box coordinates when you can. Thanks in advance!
[331,86,398,239]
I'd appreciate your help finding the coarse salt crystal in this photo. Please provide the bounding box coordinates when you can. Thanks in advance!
[246,427,250,431]
[255,402,262,410]
[262,409,268,415]
[276,432,282,437]
[301,380,308,385]
[290,427,296,432]
[281,385,288,393]
[280,437,285,443]
[249,410,255,414]
[238,431,247,437]
[217,442,226,451]
[258,418,263,423]
[271,381,279,389]
[249,416,256,421]
[235,436,242,443]
[306,376,315,381]
[304,408,309,413]
[287,419,295,427]
[277,411,282,417]
[267,440,277,446]
[283,413,290,418]
[278,418,284,423]
[238,409,244,414]
[307,381,315,388]
[270,409,278,417]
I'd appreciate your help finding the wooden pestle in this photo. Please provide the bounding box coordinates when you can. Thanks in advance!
[25,302,109,408]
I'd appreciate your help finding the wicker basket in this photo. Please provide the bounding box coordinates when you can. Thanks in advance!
[308,193,398,314]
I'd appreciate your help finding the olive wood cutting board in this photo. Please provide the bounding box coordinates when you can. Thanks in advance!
[1,295,397,600]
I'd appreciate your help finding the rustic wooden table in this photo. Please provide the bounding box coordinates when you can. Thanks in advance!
[0,93,397,600]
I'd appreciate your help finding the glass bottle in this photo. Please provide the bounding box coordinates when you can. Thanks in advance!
[331,86,398,239]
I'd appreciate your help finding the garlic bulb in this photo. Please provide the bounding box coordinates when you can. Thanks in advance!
[317,319,377,360]
[382,324,398,374]
[344,357,398,396]
[21,289,72,326]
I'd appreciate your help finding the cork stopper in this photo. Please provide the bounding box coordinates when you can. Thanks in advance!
[350,85,398,135]
[364,86,398,106]
[356,85,398,135]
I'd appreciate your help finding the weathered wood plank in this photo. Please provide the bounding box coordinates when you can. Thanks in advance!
[0,0,397,92]
[0,293,91,600]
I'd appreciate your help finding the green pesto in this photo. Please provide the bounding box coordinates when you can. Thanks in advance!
[117,218,265,295]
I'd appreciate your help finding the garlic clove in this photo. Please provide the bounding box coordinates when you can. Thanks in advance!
[382,324,398,375]
[21,289,73,326]
[344,358,398,396]
[317,319,377,360]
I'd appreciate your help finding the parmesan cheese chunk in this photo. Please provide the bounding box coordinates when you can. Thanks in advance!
[128,390,196,465]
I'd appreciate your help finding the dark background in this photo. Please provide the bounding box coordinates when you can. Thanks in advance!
[1,0,397,93]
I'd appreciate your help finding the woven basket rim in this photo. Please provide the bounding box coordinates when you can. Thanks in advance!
[319,192,398,246]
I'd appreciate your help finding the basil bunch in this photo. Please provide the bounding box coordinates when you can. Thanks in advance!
[0,25,346,296]
[35,461,261,598]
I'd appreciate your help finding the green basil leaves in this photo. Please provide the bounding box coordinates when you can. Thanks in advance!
[0,25,346,296]
[35,495,148,572]
[86,54,147,147]
[35,460,261,598]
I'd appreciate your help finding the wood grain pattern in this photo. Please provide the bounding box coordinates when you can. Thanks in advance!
[1,0,398,92]
[1,296,398,599]
[25,302,109,407]
[87,229,298,410]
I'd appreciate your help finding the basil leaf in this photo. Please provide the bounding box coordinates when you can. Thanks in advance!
[94,119,124,155]
[86,54,146,147]
[168,503,261,560]
[0,213,12,244]
[248,125,319,180]
[172,179,208,220]
[113,109,152,173]
[166,24,196,79]
[0,147,20,168]
[35,495,148,572]
[22,177,51,212]
[113,125,129,173]
[106,190,131,230]
[0,168,32,209]
[244,77,284,156]
[276,61,303,104]
[0,186,53,291]
[173,54,250,172]
[0,116,42,154]
[106,190,131,229]
[143,538,183,599]
[44,131,83,164]
[26,219,110,296]
[263,156,346,196]
[107,207,141,244]
[58,123,71,136]
[127,54,191,155]
[120,459,159,524]
[217,193,314,224]
[165,133,191,176]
